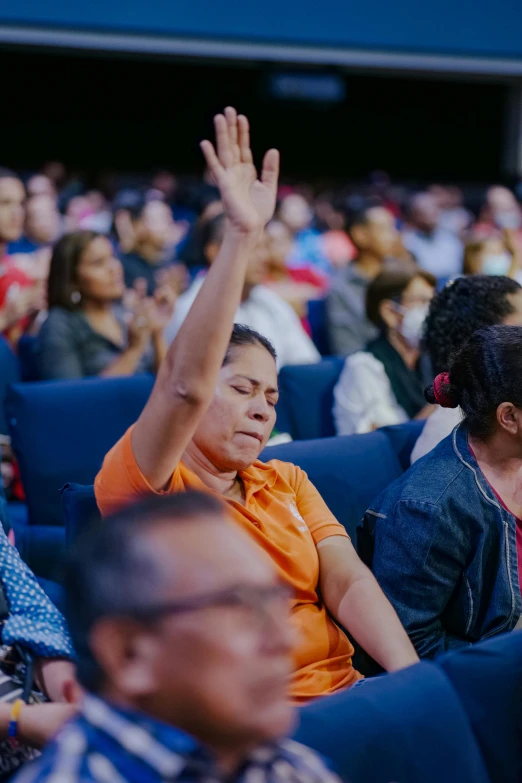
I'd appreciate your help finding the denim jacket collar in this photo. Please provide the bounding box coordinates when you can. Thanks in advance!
[452,423,503,512]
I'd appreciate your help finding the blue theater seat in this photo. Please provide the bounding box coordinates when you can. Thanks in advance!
[276,357,344,440]
[295,659,490,783]
[437,631,522,783]
[17,334,40,382]
[0,335,20,436]
[6,375,155,529]
[307,298,331,356]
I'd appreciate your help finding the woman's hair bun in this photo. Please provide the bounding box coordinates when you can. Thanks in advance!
[424,372,460,409]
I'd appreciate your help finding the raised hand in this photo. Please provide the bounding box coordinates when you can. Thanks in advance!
[200,107,279,235]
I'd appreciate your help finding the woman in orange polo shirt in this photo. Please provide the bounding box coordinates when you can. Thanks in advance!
[95,107,418,702]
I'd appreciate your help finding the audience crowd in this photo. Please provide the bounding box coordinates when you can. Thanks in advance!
[0,106,520,782]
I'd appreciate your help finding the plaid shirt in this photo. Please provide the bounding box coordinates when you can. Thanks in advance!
[14,694,342,783]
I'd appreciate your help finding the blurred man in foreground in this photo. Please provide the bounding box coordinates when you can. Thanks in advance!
[17,492,341,783]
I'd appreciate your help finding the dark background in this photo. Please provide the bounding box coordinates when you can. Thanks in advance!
[2,49,507,184]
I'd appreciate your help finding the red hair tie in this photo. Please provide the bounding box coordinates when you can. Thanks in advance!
[433,372,457,408]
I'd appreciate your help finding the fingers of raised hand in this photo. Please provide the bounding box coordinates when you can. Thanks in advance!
[224,106,241,165]
[260,149,280,190]
[238,114,253,164]
[200,140,224,183]
[214,112,234,168]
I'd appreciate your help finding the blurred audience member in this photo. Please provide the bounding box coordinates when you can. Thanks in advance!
[478,185,522,233]
[40,161,66,190]
[463,229,521,279]
[428,185,472,236]
[411,275,522,463]
[334,268,435,435]
[19,493,342,783]
[264,220,328,320]
[314,192,355,268]
[367,170,401,218]
[37,231,174,380]
[403,192,463,278]
[166,214,320,368]
[119,195,177,295]
[9,194,61,255]
[361,324,522,658]
[279,193,330,272]
[26,174,57,200]
[0,169,42,343]
[327,203,401,355]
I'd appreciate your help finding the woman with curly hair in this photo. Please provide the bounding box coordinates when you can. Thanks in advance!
[411,275,522,462]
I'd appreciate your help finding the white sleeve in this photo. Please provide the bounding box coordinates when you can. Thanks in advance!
[164,287,198,345]
[410,406,462,463]
[333,352,406,435]
[271,296,321,366]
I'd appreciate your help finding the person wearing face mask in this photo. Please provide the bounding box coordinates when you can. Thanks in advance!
[463,231,521,280]
[333,268,435,435]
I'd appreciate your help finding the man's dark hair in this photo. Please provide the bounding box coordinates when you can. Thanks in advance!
[345,196,383,234]
[112,189,147,220]
[65,492,225,692]
[424,275,522,375]
[223,323,277,365]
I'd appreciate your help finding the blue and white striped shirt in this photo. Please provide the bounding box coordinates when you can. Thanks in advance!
[14,693,342,783]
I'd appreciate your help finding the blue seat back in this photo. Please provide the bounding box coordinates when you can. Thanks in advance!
[276,357,344,440]
[438,631,522,783]
[0,335,19,435]
[295,660,490,783]
[307,298,331,356]
[62,483,101,547]
[17,334,40,382]
[380,419,425,471]
[7,375,154,527]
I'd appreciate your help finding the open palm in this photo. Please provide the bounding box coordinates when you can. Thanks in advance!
[200,107,279,233]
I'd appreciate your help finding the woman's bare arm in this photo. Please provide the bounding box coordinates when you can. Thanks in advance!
[131,108,279,489]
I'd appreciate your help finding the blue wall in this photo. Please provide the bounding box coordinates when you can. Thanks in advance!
[2,0,522,59]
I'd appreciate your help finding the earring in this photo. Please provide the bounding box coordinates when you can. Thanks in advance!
[70,290,82,304]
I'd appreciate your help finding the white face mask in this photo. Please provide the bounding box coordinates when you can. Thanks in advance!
[481,252,512,277]
[398,303,430,349]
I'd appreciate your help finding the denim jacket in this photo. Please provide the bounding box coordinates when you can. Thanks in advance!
[358,423,522,658]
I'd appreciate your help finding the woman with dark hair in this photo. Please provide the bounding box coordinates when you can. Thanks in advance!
[411,275,522,462]
[37,231,174,380]
[333,267,435,435]
[360,324,522,658]
[96,108,418,703]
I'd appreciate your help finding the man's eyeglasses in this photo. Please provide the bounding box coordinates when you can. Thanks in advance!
[122,583,293,627]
